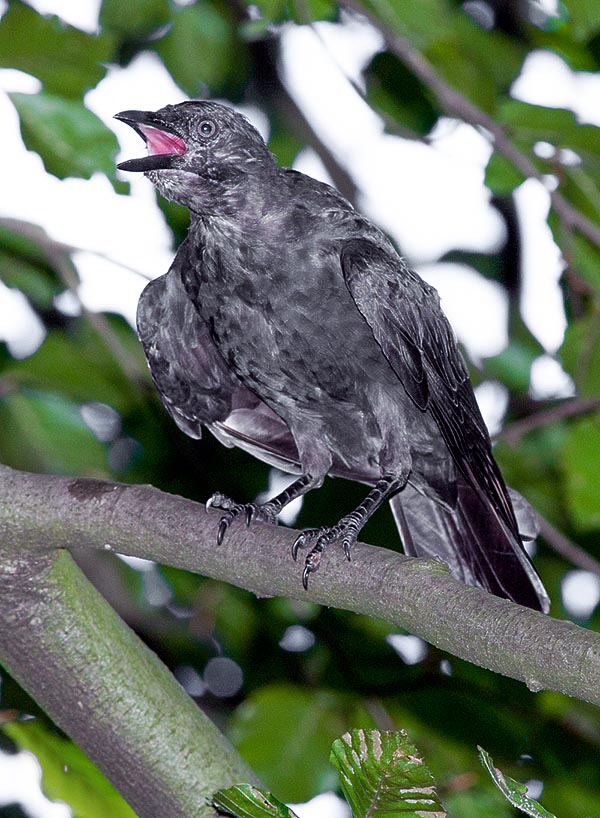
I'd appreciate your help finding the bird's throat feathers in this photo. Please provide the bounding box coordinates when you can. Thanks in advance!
[147,161,282,222]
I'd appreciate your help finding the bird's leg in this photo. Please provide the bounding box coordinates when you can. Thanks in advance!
[207,474,318,545]
[292,474,404,589]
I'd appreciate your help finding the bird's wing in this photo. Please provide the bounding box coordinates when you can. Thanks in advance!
[341,238,549,611]
[340,237,519,539]
[136,240,239,438]
[137,240,301,468]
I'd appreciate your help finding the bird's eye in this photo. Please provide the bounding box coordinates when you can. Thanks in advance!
[198,119,217,139]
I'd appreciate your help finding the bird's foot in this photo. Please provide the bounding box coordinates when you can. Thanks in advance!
[206,492,279,545]
[292,511,362,589]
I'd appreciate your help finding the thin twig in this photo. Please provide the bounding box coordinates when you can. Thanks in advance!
[537,513,600,578]
[340,0,600,250]
[497,394,600,446]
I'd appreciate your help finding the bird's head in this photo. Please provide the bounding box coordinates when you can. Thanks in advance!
[114,101,276,214]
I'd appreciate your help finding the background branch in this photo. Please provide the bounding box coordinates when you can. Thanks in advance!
[1,465,599,709]
[497,394,600,446]
[342,0,600,250]
[0,526,259,818]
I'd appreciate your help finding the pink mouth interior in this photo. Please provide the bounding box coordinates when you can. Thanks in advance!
[140,125,186,156]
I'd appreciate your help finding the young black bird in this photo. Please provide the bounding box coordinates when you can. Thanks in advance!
[115,101,549,611]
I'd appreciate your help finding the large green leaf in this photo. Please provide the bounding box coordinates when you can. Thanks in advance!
[155,1,248,98]
[228,684,373,802]
[10,92,126,192]
[3,720,136,818]
[330,728,446,817]
[0,1,113,98]
[2,320,146,413]
[0,388,108,475]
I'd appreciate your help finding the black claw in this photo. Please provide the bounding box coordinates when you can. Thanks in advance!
[302,564,311,590]
[245,505,253,526]
[291,535,303,562]
[343,540,352,561]
[217,519,228,545]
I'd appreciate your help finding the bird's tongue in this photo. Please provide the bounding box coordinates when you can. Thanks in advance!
[140,125,186,156]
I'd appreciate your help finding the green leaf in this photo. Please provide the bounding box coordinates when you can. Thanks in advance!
[330,728,446,818]
[0,217,77,309]
[9,92,126,192]
[2,320,145,413]
[0,1,113,98]
[155,1,248,98]
[485,152,527,195]
[365,52,438,136]
[560,312,600,395]
[3,720,136,818]
[99,0,170,36]
[498,98,600,158]
[229,685,373,802]
[244,0,337,24]
[214,784,299,818]
[364,0,524,109]
[561,417,600,530]
[0,389,108,475]
[565,0,600,40]
[478,747,556,818]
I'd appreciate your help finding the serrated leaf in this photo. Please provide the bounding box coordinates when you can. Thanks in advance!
[478,747,556,818]
[214,784,299,818]
[330,728,446,818]
[3,720,136,818]
[10,92,125,192]
[0,1,113,98]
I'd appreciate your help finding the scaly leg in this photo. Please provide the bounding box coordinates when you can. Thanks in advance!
[292,474,404,589]
[207,474,318,545]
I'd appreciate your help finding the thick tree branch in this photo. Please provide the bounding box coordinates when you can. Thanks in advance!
[1,466,599,709]
[0,510,259,818]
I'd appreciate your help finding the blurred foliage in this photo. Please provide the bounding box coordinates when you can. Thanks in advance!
[1,0,600,817]
[2,720,135,818]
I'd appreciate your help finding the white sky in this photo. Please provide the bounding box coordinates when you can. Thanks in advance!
[1,2,600,815]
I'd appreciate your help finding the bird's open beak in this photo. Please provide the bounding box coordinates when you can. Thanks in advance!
[114,110,187,172]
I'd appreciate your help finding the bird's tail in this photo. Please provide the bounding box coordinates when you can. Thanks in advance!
[389,478,549,612]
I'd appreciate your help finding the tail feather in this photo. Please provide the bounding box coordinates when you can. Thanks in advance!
[389,478,549,612]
